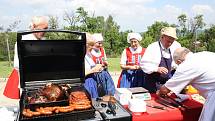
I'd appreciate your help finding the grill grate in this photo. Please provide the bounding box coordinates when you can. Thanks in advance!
[18,85,95,121]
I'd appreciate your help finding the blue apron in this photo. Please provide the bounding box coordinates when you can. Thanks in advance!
[84,69,115,98]
[119,69,146,88]
[143,41,172,93]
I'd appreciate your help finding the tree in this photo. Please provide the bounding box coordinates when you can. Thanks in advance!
[142,21,170,47]
[200,25,215,52]
[48,16,59,29]
[103,15,121,57]
[177,14,187,37]
[0,20,20,65]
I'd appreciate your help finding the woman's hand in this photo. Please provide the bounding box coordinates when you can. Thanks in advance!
[129,65,140,70]
[92,64,103,73]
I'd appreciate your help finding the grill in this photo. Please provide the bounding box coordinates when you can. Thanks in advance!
[16,30,95,121]
[18,84,95,121]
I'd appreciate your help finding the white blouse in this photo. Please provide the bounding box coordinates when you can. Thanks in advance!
[85,53,96,71]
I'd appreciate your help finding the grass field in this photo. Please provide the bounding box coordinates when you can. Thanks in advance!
[107,58,121,72]
[0,61,13,78]
[0,58,121,78]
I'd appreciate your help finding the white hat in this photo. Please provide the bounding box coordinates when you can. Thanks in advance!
[92,33,103,42]
[161,27,178,39]
[127,33,142,43]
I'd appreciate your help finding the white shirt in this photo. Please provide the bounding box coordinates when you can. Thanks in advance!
[91,48,107,61]
[85,53,96,71]
[165,52,215,98]
[140,41,181,74]
[120,46,143,65]
[14,34,38,70]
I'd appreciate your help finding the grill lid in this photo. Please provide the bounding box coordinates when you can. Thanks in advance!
[17,30,86,88]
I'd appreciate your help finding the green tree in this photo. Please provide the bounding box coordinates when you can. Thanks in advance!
[142,21,170,47]
[49,16,59,29]
[200,25,215,52]
[0,21,20,64]
[103,15,121,57]
[177,14,187,37]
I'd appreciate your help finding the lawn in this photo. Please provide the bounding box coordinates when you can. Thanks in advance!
[0,58,121,78]
[107,58,121,72]
[0,61,13,78]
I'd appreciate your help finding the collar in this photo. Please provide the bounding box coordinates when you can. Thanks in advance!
[129,46,142,52]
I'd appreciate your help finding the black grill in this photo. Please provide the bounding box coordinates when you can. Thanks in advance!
[18,84,95,121]
[16,30,93,121]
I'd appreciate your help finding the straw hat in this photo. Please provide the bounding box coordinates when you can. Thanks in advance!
[161,27,178,39]
[92,33,104,42]
[127,33,142,43]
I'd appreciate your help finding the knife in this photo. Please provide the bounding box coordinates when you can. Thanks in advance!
[166,96,190,110]
[157,97,179,108]
[155,99,175,109]
[146,104,166,110]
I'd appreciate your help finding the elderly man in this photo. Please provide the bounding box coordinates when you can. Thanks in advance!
[4,16,48,99]
[14,16,48,69]
[140,27,181,93]
[157,47,215,121]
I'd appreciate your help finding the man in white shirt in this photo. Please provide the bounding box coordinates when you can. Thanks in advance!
[140,27,181,93]
[4,16,48,99]
[157,47,215,121]
[14,16,48,69]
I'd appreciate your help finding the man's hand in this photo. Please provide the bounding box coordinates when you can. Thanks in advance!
[157,67,169,75]
[156,85,171,97]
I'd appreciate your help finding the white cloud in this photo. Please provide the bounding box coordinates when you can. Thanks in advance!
[191,4,215,28]
[192,4,214,15]
[1,0,215,32]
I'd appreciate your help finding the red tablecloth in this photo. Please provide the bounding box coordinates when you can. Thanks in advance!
[127,94,203,121]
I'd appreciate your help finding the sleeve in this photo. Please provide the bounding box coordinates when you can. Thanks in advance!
[165,60,200,94]
[13,42,19,70]
[140,43,161,74]
[120,49,127,65]
[85,56,92,72]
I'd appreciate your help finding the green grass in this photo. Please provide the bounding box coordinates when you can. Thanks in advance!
[0,58,121,78]
[107,58,121,72]
[0,61,13,78]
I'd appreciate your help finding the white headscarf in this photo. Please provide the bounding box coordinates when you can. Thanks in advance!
[127,33,142,43]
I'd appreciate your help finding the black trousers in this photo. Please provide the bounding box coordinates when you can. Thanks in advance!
[143,73,169,93]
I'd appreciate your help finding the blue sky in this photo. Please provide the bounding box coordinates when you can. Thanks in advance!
[0,0,214,32]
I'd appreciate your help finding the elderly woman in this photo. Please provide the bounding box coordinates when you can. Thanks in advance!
[84,33,115,98]
[117,33,146,88]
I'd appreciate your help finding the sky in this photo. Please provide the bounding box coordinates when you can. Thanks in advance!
[0,0,215,32]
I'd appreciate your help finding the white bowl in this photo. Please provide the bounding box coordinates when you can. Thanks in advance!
[128,99,146,112]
